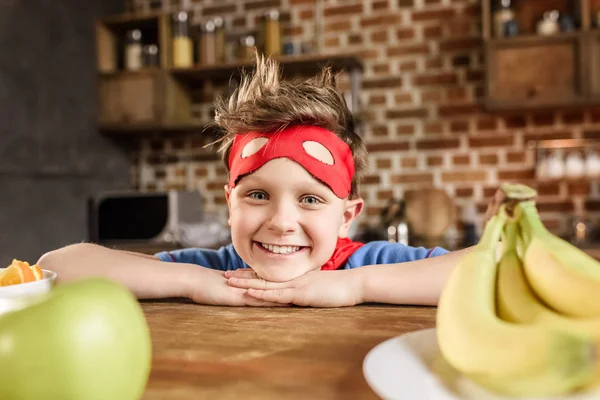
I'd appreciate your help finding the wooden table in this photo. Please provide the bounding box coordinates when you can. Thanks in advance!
[141,301,437,400]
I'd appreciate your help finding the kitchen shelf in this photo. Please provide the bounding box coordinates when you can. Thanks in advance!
[480,0,600,111]
[99,54,363,82]
[96,9,364,139]
[487,31,582,47]
[534,177,600,183]
[99,122,215,135]
[168,53,363,83]
[101,10,166,25]
[527,138,600,150]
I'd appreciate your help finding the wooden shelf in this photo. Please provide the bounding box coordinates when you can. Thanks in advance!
[487,31,582,47]
[533,177,600,183]
[100,53,363,82]
[483,98,593,112]
[480,0,600,111]
[95,9,364,139]
[101,10,167,26]
[528,138,600,150]
[99,122,217,136]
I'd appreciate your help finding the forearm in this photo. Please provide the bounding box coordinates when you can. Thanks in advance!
[358,247,473,306]
[37,243,197,299]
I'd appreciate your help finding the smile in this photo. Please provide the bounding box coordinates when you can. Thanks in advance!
[257,242,303,255]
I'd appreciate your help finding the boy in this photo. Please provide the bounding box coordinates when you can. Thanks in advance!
[38,54,470,307]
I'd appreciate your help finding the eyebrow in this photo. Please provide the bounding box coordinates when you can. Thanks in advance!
[240,175,332,196]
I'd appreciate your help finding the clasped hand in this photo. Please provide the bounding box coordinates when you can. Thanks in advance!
[224,268,364,307]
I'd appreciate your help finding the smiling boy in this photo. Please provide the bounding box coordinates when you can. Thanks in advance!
[38,54,470,307]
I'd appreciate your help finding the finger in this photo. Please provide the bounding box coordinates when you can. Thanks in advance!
[246,288,296,304]
[245,298,290,307]
[228,277,288,290]
[240,290,289,307]
[224,269,257,279]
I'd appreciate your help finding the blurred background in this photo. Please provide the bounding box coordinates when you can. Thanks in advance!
[1,0,599,266]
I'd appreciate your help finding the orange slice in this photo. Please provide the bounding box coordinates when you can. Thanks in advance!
[1,260,36,286]
[31,264,43,280]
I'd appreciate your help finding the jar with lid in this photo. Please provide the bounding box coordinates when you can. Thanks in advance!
[260,9,281,56]
[125,29,143,71]
[172,11,194,68]
[197,20,216,65]
[537,10,560,36]
[493,0,515,38]
[238,35,256,61]
[142,44,159,68]
[213,17,226,63]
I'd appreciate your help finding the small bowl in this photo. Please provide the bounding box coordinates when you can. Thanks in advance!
[0,268,57,299]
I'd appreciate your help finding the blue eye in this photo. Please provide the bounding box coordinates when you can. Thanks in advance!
[301,196,321,205]
[249,191,268,200]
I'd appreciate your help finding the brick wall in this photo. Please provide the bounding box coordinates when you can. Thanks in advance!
[129,0,600,238]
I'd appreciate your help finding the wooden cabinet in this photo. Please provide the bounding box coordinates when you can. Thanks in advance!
[485,34,586,109]
[586,32,600,97]
[481,0,600,110]
[99,71,191,127]
[95,11,363,136]
[100,72,159,125]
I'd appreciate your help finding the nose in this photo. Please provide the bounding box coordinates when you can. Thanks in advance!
[266,200,298,234]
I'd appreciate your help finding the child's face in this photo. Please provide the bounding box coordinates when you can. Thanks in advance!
[225,158,363,282]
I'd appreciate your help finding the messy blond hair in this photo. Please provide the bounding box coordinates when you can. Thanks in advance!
[211,53,367,199]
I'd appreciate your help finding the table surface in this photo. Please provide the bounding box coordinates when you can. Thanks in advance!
[140,300,437,400]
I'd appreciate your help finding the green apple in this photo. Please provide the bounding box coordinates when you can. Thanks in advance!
[0,278,152,400]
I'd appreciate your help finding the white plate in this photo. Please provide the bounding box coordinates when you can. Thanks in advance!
[0,267,57,299]
[363,328,600,400]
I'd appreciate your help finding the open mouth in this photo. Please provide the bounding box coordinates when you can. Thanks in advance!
[255,242,305,255]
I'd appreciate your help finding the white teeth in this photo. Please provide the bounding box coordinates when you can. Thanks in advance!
[260,243,300,254]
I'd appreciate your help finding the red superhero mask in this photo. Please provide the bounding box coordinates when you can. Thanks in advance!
[228,125,355,199]
[227,125,364,270]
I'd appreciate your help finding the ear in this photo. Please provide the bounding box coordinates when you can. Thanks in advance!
[338,197,364,238]
[224,185,232,226]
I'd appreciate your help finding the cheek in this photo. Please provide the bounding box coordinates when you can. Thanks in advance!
[230,204,261,232]
[306,211,342,240]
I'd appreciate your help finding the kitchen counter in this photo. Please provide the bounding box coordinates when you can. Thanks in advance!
[140,301,436,399]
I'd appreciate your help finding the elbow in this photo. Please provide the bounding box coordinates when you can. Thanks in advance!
[37,242,97,274]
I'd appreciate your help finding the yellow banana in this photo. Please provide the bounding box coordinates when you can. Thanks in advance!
[437,212,595,397]
[519,201,600,318]
[497,220,600,337]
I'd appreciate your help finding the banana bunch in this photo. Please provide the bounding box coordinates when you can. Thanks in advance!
[436,183,600,397]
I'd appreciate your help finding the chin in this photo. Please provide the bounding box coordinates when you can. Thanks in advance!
[254,265,311,282]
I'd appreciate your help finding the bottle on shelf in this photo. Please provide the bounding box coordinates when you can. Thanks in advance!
[537,10,560,36]
[260,9,281,56]
[493,0,516,38]
[213,17,226,64]
[238,35,256,61]
[586,149,600,178]
[565,150,586,179]
[142,44,159,68]
[125,29,143,71]
[172,11,194,68]
[197,20,216,65]
[546,149,565,179]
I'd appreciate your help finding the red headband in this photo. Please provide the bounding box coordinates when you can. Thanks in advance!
[228,125,355,198]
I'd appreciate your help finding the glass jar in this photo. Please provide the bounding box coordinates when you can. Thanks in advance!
[493,0,515,38]
[238,35,256,61]
[260,9,281,56]
[125,29,143,71]
[197,20,216,65]
[537,10,560,36]
[142,44,159,68]
[172,11,193,68]
[213,17,226,64]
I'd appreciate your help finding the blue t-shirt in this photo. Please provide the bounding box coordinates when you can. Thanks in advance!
[155,241,448,271]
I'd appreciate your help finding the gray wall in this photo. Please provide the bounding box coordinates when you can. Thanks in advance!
[0,0,131,266]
